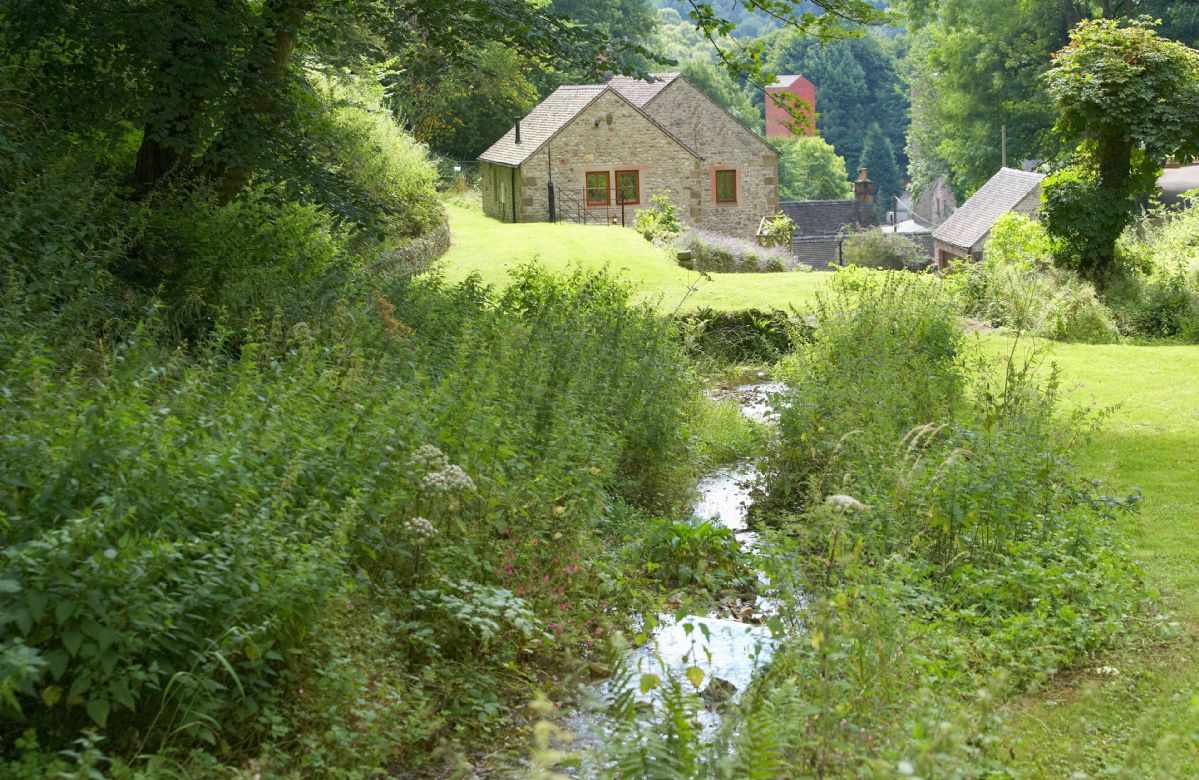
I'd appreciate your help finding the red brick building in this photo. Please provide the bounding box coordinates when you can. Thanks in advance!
[765,74,816,137]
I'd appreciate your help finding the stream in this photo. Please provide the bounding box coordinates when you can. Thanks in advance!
[560,382,783,763]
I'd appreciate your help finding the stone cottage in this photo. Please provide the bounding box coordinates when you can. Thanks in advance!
[933,167,1046,267]
[477,73,779,240]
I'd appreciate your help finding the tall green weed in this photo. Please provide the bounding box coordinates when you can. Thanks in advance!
[0,266,698,771]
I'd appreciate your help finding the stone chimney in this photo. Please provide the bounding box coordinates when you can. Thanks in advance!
[854,168,873,206]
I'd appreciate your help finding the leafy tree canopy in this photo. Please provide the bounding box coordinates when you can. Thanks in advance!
[393,42,541,161]
[773,135,853,200]
[859,122,903,219]
[1,0,890,201]
[898,0,1199,199]
[764,29,909,173]
[1041,17,1199,282]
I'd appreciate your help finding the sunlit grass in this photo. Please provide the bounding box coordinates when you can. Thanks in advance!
[982,335,1199,777]
[434,204,828,313]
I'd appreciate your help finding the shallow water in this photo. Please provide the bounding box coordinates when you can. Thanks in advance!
[733,381,786,424]
[560,384,780,760]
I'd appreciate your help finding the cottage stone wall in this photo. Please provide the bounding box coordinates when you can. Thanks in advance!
[642,79,779,239]
[512,90,702,229]
[480,161,522,222]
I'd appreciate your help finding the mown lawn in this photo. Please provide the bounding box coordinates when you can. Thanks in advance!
[433,203,828,312]
[992,338,1199,777]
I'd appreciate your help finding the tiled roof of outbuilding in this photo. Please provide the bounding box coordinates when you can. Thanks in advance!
[478,85,605,166]
[779,199,877,238]
[606,72,680,107]
[932,168,1045,251]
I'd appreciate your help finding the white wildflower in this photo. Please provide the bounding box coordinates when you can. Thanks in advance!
[403,517,436,540]
[423,464,476,493]
[825,494,869,514]
[409,444,449,472]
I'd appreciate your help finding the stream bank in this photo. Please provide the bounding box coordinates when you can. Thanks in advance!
[558,381,784,769]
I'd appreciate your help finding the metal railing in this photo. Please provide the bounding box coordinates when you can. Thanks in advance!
[548,185,638,226]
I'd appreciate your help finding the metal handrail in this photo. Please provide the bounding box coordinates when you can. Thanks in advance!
[549,185,638,226]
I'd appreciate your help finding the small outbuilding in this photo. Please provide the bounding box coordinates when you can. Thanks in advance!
[932,167,1045,268]
[778,168,878,267]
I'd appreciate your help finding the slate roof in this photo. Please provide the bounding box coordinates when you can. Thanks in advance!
[606,72,680,107]
[933,168,1045,251]
[770,74,808,89]
[779,199,878,238]
[791,236,841,269]
[478,85,605,166]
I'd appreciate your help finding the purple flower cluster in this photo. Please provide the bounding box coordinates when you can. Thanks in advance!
[677,229,798,273]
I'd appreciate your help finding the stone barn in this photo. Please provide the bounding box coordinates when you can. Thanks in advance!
[478,73,779,240]
[932,167,1046,267]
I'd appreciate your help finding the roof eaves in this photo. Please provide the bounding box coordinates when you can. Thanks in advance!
[478,86,609,166]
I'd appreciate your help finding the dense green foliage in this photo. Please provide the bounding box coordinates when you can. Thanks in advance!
[0,41,706,771]
[678,308,803,364]
[947,208,1199,344]
[594,276,1157,777]
[858,123,903,218]
[901,1,1199,198]
[773,136,853,201]
[841,229,927,271]
[948,213,1121,343]
[1042,18,1199,281]
[0,0,643,204]
[393,42,541,162]
[1,254,702,772]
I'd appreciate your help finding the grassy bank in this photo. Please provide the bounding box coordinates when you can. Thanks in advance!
[434,204,827,313]
[999,339,1199,776]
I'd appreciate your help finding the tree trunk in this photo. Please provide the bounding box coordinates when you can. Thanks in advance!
[134,131,189,189]
[214,0,312,203]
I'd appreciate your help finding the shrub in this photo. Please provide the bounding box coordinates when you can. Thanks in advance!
[120,184,360,341]
[757,212,796,249]
[1113,202,1199,341]
[598,281,1154,776]
[840,228,927,271]
[677,230,798,273]
[640,516,756,594]
[714,285,1151,776]
[947,214,1120,344]
[288,73,442,244]
[634,193,683,243]
[761,274,963,509]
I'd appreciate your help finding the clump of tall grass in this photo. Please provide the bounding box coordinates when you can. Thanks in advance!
[597,276,1157,777]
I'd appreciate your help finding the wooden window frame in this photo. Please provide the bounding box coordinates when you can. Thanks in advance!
[585,171,610,206]
[615,169,640,206]
[715,169,737,204]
